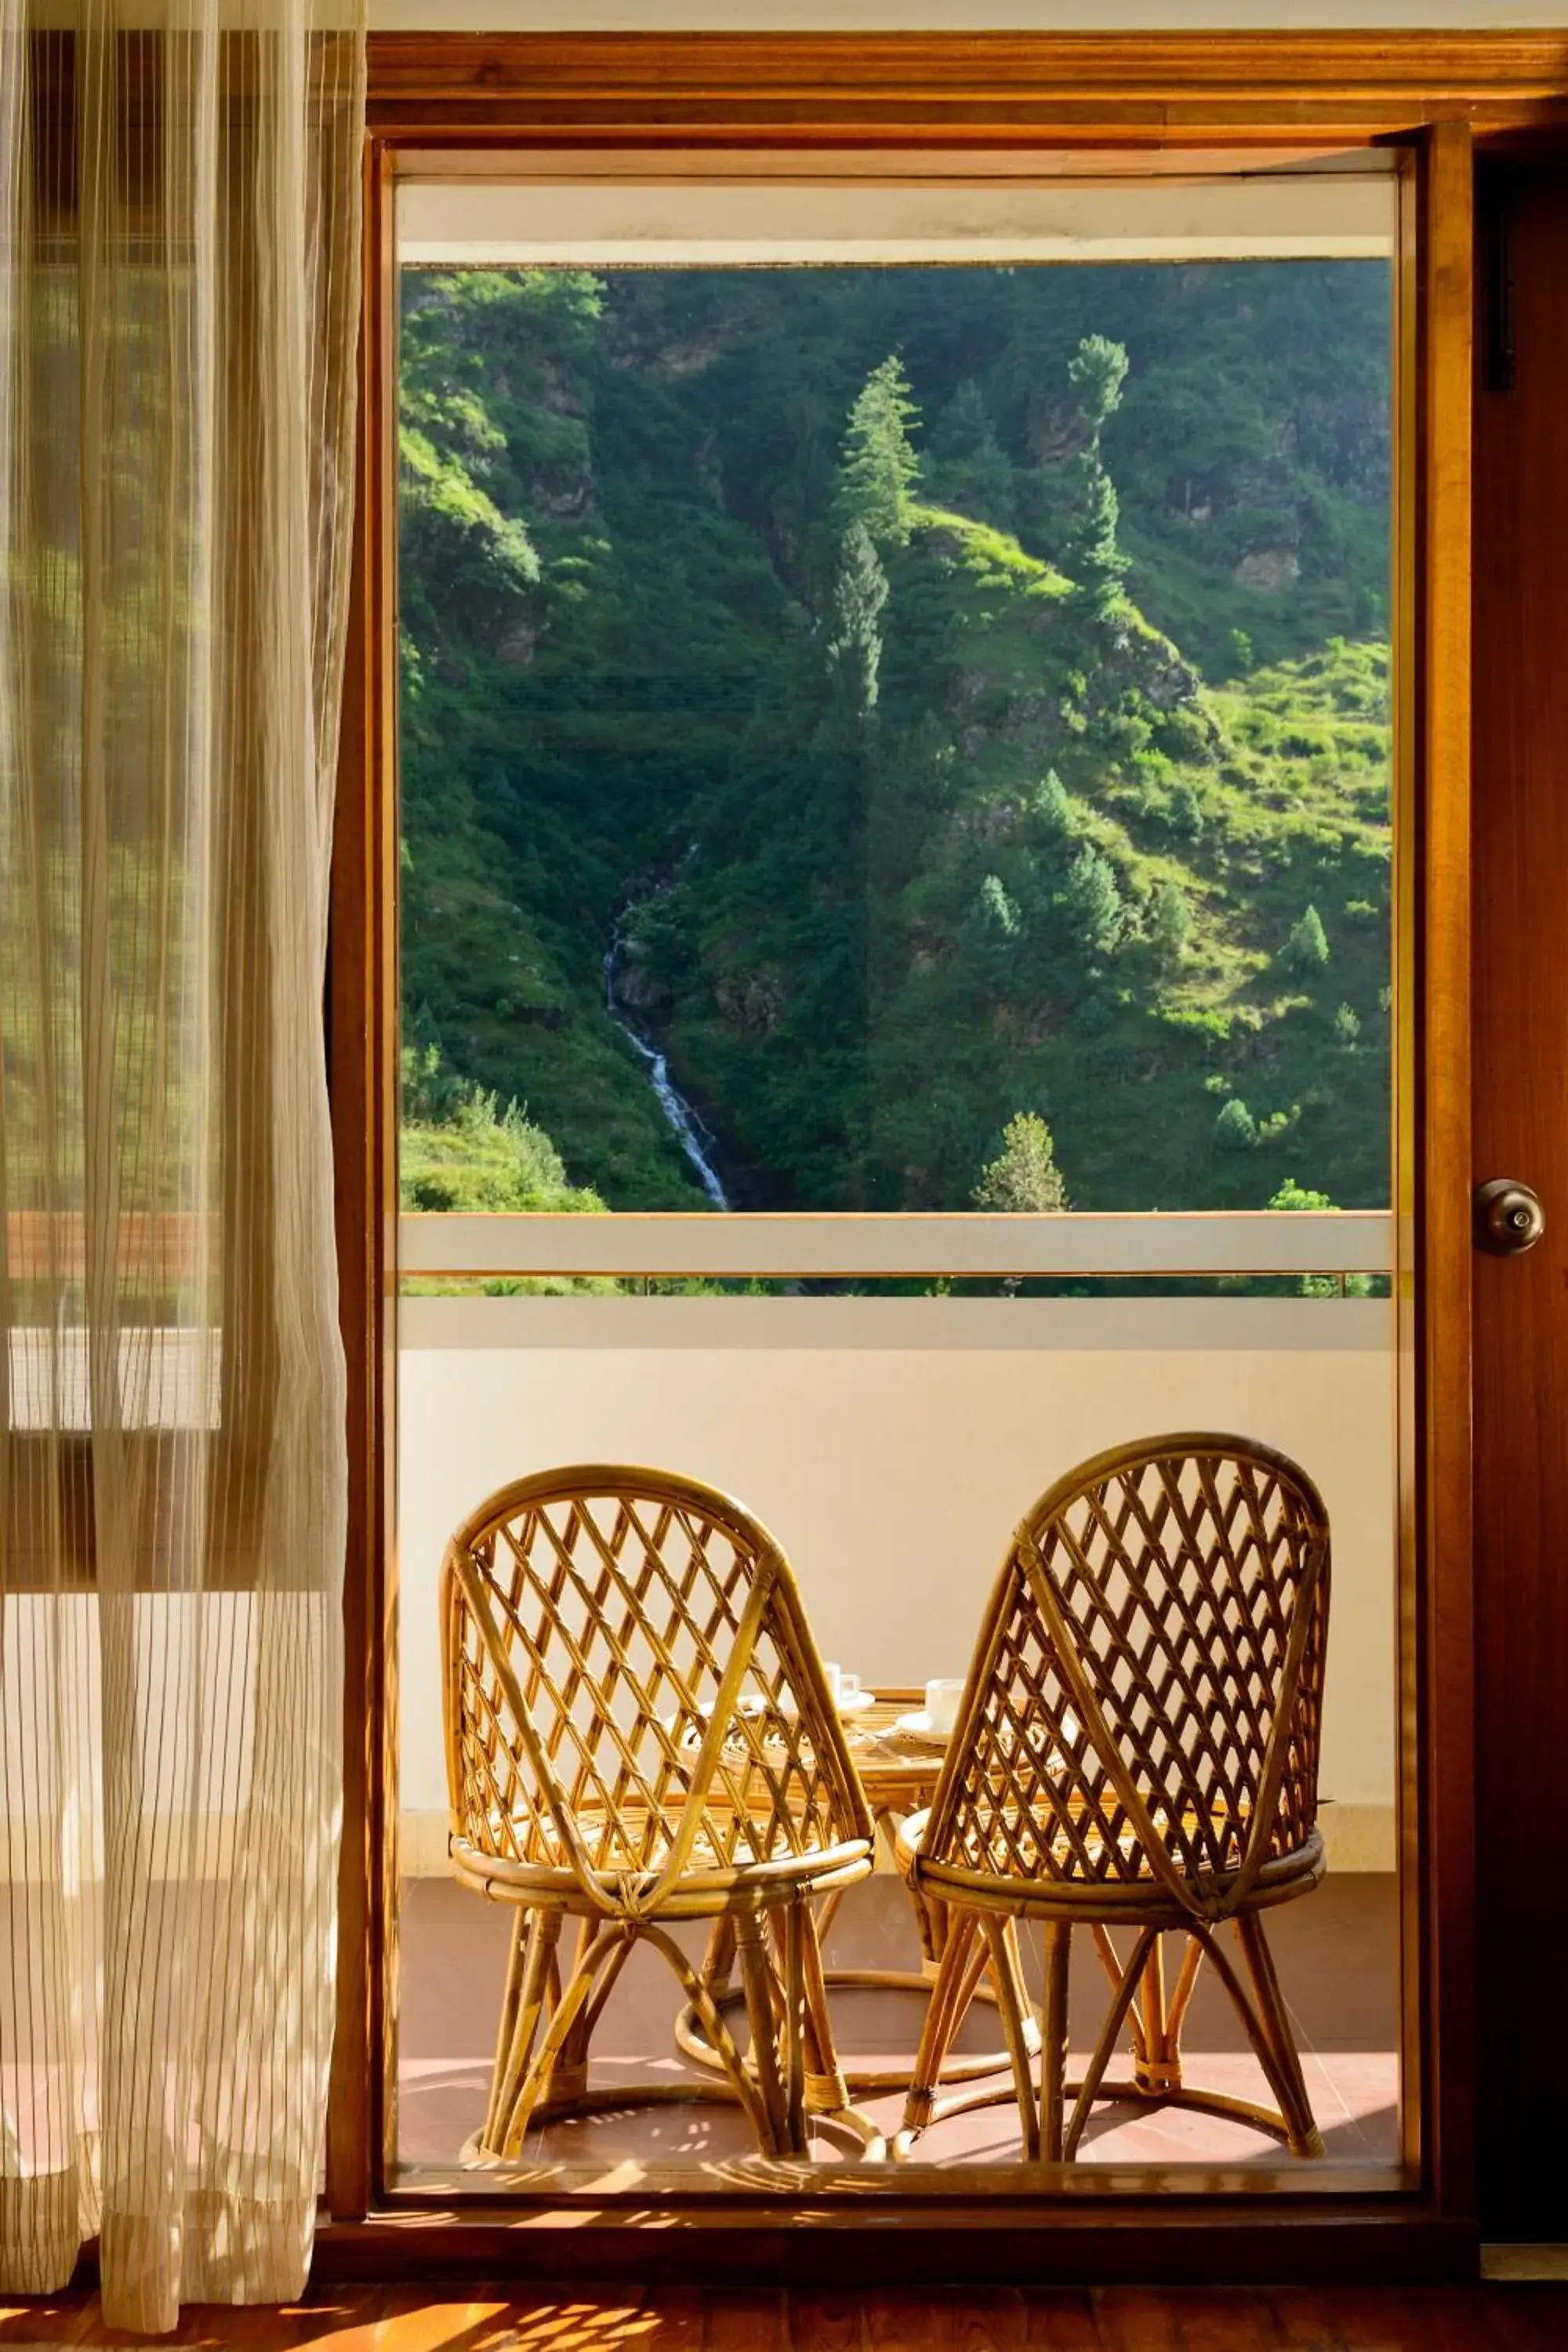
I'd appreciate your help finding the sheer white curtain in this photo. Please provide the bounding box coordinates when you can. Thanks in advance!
[0,3,363,2328]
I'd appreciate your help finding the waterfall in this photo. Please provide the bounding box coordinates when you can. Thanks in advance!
[604,917,730,1210]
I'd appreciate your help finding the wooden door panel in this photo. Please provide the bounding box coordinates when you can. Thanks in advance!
[1472,161,1568,2241]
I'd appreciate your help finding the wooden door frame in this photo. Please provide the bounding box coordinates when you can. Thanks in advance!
[323,31,1568,2283]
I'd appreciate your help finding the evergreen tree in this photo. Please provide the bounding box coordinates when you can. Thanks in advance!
[824,520,890,713]
[1280,902,1330,973]
[1215,1097,1258,1152]
[978,872,1022,938]
[1064,335,1131,618]
[1149,878,1192,964]
[1033,770,1073,834]
[1168,782,1205,840]
[1063,843,1123,954]
[1067,333,1130,434]
[928,379,1014,528]
[973,1112,1069,1212]
[834,354,922,548]
[1065,465,1127,616]
[965,871,1023,986]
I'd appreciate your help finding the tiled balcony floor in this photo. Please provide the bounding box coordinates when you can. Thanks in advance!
[397,1869,1399,2175]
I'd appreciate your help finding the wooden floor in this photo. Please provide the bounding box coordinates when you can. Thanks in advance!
[3,2285,1568,2348]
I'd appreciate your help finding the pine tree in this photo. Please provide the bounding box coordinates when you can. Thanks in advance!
[824,521,890,713]
[928,379,1014,528]
[978,873,1022,938]
[1215,1098,1258,1152]
[967,872,1023,984]
[1280,903,1330,973]
[1168,782,1204,840]
[834,355,922,548]
[1065,466,1127,617]
[1064,843,1123,955]
[1034,770,1073,833]
[1063,336,1131,618]
[1066,333,1130,434]
[973,1112,1069,1212]
[1149,878,1192,964]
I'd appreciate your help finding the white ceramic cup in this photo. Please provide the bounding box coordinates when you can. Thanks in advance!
[924,1677,966,1734]
[822,1662,860,1708]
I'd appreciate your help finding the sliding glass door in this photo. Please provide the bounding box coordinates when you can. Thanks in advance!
[387,158,1406,2198]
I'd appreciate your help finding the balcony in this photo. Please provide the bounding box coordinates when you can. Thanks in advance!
[395,1208,1399,2179]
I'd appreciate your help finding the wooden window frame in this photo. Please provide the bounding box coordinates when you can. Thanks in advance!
[321,30,1568,2285]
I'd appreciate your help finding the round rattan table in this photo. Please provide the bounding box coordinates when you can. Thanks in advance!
[674,1688,1042,2096]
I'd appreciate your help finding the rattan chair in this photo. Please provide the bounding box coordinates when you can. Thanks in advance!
[441,1464,877,2162]
[895,1433,1331,2162]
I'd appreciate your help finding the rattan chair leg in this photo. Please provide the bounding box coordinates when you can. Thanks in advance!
[982,1917,1040,2161]
[736,1911,789,2158]
[1233,1913,1326,2159]
[1165,1931,1205,2062]
[780,1900,809,2154]
[480,1908,563,2158]
[908,1882,945,1973]
[1134,1933,1184,2097]
[1091,1919,1152,2089]
[1188,1921,1324,2161]
[797,1897,851,2113]
[902,1919,973,2145]
[1063,1926,1158,2160]
[765,1902,810,2151]
[702,1911,739,2004]
[1040,1920,1072,2163]
[495,1918,628,2157]
[566,1920,637,2086]
[898,1910,982,2144]
[1089,1922,1121,1994]
[542,1916,604,2105]
[637,1918,778,2152]
[481,1909,534,2153]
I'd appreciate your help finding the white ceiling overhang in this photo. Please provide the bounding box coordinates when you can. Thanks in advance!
[398,153,1398,267]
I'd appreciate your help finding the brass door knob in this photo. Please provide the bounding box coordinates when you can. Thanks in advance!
[1474,1178,1546,1256]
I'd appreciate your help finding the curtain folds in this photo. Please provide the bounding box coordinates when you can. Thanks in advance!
[0,3,364,2327]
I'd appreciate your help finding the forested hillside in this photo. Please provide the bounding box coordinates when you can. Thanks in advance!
[397,261,1392,1217]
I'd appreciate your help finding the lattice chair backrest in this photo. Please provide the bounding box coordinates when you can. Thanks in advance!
[924,1435,1330,1918]
[441,1465,873,1912]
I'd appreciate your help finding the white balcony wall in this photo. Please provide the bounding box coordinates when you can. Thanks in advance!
[397,1292,1397,1871]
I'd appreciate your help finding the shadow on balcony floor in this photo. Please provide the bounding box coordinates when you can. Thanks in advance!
[396,1868,1399,2174]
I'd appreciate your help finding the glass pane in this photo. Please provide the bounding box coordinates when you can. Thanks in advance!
[394,176,1403,2194]
[399,253,1390,1222]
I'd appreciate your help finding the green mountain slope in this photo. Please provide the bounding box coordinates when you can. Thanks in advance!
[397,261,1392,1216]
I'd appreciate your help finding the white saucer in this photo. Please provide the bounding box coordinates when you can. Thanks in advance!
[893,1709,952,1741]
[665,1691,875,1736]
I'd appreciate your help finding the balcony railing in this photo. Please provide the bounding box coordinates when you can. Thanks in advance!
[399,1208,1393,1282]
